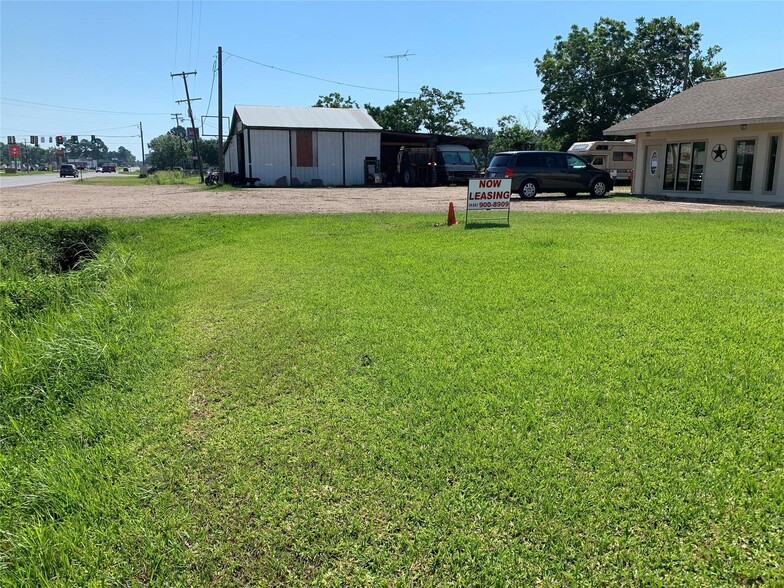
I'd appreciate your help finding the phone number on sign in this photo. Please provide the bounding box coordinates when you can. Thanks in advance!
[469,201,510,209]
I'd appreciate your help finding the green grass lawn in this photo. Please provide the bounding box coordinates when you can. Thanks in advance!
[1,212,782,586]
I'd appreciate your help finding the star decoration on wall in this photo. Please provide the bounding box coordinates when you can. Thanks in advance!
[712,144,727,161]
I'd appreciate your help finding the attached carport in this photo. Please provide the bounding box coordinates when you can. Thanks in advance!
[379,131,488,181]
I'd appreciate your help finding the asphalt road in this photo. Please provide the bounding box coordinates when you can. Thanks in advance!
[0,172,83,189]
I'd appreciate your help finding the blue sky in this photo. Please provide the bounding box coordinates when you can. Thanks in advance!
[2,0,783,161]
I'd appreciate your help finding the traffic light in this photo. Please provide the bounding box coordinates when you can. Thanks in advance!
[7,136,16,145]
[71,135,79,143]
[30,135,38,146]
[56,136,64,145]
[91,135,96,144]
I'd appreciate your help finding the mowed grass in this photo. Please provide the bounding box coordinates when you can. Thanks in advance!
[2,212,783,586]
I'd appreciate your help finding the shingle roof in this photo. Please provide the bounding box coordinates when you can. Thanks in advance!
[234,105,382,131]
[604,68,784,135]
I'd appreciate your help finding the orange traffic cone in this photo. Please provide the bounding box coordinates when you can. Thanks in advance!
[447,201,458,226]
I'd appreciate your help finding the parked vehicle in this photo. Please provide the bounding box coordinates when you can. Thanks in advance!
[205,168,219,185]
[567,140,635,182]
[396,144,478,186]
[484,151,613,198]
[59,164,78,178]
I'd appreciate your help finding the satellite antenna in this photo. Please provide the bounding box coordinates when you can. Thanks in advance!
[385,50,415,101]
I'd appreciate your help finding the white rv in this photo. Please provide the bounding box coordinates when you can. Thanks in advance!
[567,139,636,182]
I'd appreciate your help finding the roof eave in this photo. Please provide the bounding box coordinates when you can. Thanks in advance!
[604,116,784,136]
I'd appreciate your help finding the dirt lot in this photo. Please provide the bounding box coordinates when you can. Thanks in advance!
[1,182,780,221]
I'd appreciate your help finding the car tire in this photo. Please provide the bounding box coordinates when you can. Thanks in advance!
[519,180,537,199]
[590,179,609,197]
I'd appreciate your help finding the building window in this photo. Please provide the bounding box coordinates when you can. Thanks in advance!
[690,142,706,192]
[765,135,780,193]
[663,144,678,190]
[732,139,755,191]
[294,130,316,167]
[663,141,705,191]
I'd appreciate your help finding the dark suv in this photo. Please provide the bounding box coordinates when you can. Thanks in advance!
[485,151,613,198]
[59,164,78,178]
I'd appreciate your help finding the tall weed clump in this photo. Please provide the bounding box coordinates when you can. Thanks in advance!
[0,221,121,440]
[1,220,188,584]
[144,170,188,185]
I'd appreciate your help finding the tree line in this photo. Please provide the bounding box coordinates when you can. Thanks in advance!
[0,138,137,169]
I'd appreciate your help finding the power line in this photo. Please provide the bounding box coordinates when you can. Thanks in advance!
[0,97,170,116]
[221,51,669,99]
[188,0,195,68]
[204,54,218,117]
[224,50,543,96]
[223,51,409,95]
[173,0,180,70]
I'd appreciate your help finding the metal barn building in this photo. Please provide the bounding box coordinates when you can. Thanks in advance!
[224,105,381,186]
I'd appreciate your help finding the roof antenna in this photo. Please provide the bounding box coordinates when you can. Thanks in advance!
[385,50,415,101]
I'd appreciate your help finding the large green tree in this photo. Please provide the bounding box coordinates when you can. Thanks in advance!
[535,17,726,149]
[313,93,359,108]
[308,87,466,135]
[633,17,726,105]
[65,138,108,162]
[364,98,425,133]
[490,115,540,154]
[418,86,465,135]
[106,146,137,166]
[147,133,189,169]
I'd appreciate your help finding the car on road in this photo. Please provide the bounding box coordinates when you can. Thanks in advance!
[59,164,78,178]
[484,151,613,198]
[101,165,116,173]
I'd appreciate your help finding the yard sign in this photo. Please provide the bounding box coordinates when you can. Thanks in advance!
[465,178,511,226]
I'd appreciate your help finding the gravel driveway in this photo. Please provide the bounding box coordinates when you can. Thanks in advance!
[1,182,780,221]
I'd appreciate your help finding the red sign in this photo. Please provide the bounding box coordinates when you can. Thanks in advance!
[9,145,20,159]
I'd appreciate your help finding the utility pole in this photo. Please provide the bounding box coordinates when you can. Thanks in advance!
[171,112,186,158]
[218,46,224,184]
[384,50,414,101]
[171,70,205,183]
[139,121,145,166]
[682,42,691,92]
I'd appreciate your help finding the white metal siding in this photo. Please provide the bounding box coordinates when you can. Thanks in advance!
[225,138,238,173]
[344,132,380,185]
[314,132,344,185]
[249,129,290,184]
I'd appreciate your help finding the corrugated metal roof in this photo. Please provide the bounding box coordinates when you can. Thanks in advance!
[234,105,382,131]
[604,69,784,135]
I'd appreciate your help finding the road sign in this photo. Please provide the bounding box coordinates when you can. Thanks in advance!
[9,145,21,160]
